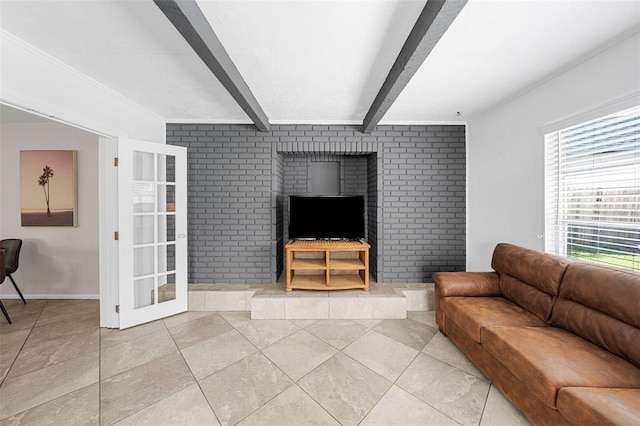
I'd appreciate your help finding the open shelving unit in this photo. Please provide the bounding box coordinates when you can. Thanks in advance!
[285,239,370,291]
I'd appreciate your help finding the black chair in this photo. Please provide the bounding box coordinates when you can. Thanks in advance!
[0,248,11,323]
[0,239,25,307]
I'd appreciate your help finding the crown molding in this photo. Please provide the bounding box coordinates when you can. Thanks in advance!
[1,29,163,122]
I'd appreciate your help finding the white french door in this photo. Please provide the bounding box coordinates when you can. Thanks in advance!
[118,139,188,329]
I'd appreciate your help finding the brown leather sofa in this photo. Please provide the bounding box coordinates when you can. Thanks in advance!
[434,243,640,426]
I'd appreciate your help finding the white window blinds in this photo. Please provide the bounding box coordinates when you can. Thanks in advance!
[544,105,640,271]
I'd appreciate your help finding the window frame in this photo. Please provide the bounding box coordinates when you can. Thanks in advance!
[543,99,639,272]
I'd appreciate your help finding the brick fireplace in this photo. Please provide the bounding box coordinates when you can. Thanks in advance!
[168,124,466,285]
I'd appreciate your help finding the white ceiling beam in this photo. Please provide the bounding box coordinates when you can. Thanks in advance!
[154,0,270,131]
[362,0,468,133]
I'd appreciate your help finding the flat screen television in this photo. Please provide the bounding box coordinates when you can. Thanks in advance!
[289,195,365,240]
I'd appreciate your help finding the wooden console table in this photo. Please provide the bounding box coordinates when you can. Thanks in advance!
[285,239,370,292]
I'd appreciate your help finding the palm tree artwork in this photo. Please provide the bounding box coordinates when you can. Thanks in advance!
[20,150,76,227]
[38,165,54,217]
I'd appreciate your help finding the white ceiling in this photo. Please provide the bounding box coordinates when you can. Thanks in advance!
[1,0,639,126]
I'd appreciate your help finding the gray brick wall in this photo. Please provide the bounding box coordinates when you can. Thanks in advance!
[343,156,368,197]
[274,152,284,279]
[167,124,273,283]
[281,155,307,243]
[367,153,379,280]
[378,126,466,282]
[168,124,465,284]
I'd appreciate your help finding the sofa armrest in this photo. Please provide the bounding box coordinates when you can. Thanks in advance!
[433,272,501,297]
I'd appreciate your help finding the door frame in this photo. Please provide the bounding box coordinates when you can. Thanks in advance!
[99,136,120,328]
[99,136,187,328]
[0,103,166,328]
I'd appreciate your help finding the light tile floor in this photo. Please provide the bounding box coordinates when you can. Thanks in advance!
[0,299,531,425]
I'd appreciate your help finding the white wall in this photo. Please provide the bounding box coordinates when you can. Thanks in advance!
[1,122,100,298]
[467,31,640,271]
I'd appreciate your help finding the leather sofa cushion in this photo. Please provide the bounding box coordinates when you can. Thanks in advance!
[557,263,640,327]
[551,299,640,368]
[550,262,640,368]
[500,274,556,322]
[441,297,547,343]
[434,272,501,297]
[557,387,640,426]
[483,326,640,409]
[490,243,573,322]
[491,243,572,297]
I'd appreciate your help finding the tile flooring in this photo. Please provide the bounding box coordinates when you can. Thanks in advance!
[0,299,531,425]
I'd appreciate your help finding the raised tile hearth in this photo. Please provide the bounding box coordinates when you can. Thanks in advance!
[187,282,434,320]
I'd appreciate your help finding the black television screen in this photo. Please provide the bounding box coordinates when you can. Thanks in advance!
[289,195,365,240]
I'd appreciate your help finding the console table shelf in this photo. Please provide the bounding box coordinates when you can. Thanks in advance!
[285,239,370,292]
[290,258,326,270]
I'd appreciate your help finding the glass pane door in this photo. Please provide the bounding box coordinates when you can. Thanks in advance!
[119,140,187,329]
[132,150,178,309]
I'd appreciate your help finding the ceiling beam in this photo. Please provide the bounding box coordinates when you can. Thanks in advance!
[154,0,270,131]
[362,0,468,133]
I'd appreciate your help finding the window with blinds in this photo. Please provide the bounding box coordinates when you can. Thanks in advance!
[544,105,639,271]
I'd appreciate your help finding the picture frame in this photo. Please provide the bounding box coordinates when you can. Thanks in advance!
[20,150,78,227]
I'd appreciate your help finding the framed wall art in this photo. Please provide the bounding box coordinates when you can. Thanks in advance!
[20,150,78,227]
